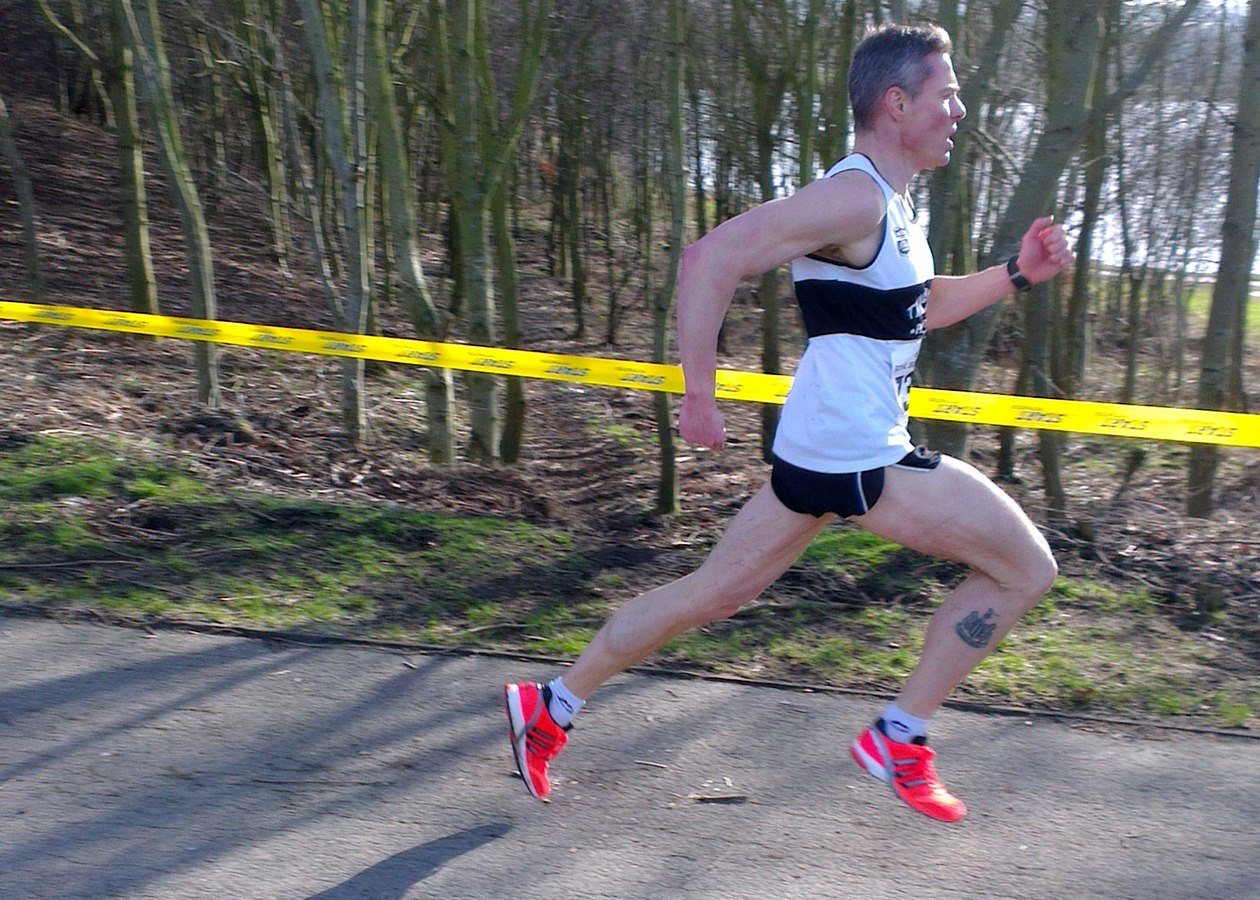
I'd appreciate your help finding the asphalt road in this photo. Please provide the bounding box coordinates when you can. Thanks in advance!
[1,613,1257,899]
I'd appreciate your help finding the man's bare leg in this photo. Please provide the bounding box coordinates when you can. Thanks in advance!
[841,455,1055,821]
[853,454,1058,718]
[561,482,834,698]
[504,483,828,800]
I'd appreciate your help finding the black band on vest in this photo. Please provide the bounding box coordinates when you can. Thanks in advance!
[794,279,930,341]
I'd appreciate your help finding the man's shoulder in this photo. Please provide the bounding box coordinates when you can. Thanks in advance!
[799,167,886,219]
[789,169,888,262]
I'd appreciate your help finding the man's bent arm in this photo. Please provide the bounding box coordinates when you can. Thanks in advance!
[926,216,1073,330]
[675,176,889,448]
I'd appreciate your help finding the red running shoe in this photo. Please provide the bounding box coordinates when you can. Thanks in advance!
[850,720,967,822]
[504,682,569,801]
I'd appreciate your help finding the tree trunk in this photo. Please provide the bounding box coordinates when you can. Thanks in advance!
[1058,16,1112,399]
[654,0,687,515]
[106,0,156,316]
[36,0,114,128]
[689,82,708,239]
[817,0,856,168]
[39,0,155,314]
[924,5,1097,458]
[273,19,337,315]
[558,93,587,339]
[732,0,804,462]
[433,0,551,463]
[494,175,527,464]
[1187,0,1260,517]
[0,93,44,300]
[1026,281,1066,516]
[365,0,455,462]
[1169,10,1227,395]
[438,1,497,461]
[298,0,373,443]
[1039,3,1115,516]
[238,0,291,275]
[925,0,1019,280]
[794,0,823,185]
[191,25,227,204]
[599,118,632,345]
[996,361,1031,481]
[123,0,220,407]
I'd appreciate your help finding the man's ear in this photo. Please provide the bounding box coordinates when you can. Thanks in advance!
[883,85,909,121]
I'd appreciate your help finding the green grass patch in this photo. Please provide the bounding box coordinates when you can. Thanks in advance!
[591,419,655,449]
[967,609,1234,717]
[3,432,1255,730]
[798,527,897,570]
[0,435,204,504]
[0,434,581,638]
[1045,578,1157,615]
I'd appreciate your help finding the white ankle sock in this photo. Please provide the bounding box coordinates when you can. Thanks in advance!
[880,701,928,743]
[546,676,584,728]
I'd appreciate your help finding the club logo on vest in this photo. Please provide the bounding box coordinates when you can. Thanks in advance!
[893,224,910,255]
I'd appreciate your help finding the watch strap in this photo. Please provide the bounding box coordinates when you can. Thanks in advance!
[1007,255,1032,293]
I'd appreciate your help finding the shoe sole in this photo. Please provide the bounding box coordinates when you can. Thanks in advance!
[503,684,547,801]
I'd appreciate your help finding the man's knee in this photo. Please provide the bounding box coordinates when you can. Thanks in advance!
[1012,542,1058,610]
[698,586,762,623]
[1034,548,1059,595]
[689,567,765,624]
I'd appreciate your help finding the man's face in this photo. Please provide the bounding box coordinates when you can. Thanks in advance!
[902,52,966,169]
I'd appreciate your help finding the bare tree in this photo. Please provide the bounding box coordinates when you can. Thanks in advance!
[653,0,686,514]
[0,91,44,300]
[235,0,292,275]
[297,0,374,442]
[122,0,220,406]
[815,0,858,169]
[430,0,552,463]
[495,0,553,463]
[1186,0,1260,517]
[38,0,159,316]
[365,0,455,462]
[730,0,809,461]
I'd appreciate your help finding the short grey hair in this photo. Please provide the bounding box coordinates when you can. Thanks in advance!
[848,24,953,132]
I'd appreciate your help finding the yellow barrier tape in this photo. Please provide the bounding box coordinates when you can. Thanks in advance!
[2,300,1257,448]
[907,388,1258,448]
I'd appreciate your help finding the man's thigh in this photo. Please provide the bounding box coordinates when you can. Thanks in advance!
[697,481,836,590]
[853,455,1051,577]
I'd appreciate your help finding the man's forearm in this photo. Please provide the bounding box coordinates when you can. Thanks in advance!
[676,246,736,397]
[925,261,1021,330]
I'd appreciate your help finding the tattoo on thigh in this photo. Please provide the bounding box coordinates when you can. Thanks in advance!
[956,608,997,649]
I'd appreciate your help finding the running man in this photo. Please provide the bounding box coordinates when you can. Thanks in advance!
[505,22,1073,822]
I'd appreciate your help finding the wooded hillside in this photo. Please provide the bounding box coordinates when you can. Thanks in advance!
[0,0,1255,519]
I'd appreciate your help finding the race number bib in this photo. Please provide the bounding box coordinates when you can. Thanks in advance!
[892,344,920,413]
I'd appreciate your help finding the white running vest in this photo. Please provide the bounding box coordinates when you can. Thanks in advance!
[772,154,934,473]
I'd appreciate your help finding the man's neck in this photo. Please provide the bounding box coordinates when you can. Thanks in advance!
[851,134,915,195]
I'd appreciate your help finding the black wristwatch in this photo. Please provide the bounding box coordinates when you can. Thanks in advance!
[1006,255,1032,293]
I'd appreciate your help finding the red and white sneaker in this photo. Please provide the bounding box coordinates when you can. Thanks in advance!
[850,720,967,822]
[504,682,569,801]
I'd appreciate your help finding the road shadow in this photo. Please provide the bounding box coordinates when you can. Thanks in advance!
[308,823,512,899]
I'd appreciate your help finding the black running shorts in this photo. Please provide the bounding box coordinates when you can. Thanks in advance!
[770,446,942,519]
